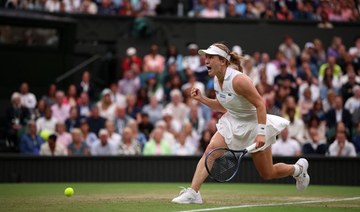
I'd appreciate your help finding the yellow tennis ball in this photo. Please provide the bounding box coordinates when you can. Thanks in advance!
[64,187,74,197]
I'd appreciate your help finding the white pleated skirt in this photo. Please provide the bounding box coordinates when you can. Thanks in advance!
[216,112,290,153]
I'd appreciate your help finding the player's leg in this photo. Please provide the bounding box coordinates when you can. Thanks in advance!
[251,145,310,191]
[172,132,227,204]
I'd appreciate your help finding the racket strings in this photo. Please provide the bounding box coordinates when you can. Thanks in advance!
[208,150,244,182]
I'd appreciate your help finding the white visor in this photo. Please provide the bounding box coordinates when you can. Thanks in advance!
[198,45,230,61]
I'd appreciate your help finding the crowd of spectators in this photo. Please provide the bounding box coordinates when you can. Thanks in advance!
[4,34,360,157]
[3,0,360,23]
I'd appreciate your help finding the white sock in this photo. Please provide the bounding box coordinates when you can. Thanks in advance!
[292,164,301,177]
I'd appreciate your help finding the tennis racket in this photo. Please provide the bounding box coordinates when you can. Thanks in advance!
[205,143,257,182]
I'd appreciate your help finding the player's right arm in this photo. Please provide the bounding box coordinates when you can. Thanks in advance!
[190,87,227,113]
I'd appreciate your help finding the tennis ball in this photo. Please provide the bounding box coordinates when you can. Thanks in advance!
[64,187,74,197]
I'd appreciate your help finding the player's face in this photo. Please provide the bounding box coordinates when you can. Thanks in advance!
[205,54,222,77]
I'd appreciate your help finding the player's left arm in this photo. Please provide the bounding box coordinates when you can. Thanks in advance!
[232,74,267,148]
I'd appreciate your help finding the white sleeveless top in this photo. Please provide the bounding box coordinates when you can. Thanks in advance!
[214,67,257,119]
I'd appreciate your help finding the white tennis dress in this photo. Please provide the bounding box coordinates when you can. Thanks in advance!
[214,67,289,153]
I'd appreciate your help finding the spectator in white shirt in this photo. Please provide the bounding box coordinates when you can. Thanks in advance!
[172,131,196,156]
[328,130,356,157]
[199,0,221,18]
[272,128,301,156]
[105,120,121,147]
[344,85,360,115]
[36,106,57,134]
[97,88,116,121]
[51,91,70,122]
[19,82,37,110]
[164,89,189,126]
[183,43,201,73]
[40,134,68,156]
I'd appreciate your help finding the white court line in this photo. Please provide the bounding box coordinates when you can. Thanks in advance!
[176,196,360,212]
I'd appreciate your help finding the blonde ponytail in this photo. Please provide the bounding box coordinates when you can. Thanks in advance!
[229,51,244,72]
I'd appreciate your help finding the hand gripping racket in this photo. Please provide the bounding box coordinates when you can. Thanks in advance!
[205,143,257,182]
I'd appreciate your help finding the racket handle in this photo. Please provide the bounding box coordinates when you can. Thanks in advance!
[246,143,257,152]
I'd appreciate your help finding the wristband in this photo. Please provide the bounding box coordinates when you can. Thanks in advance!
[257,124,266,135]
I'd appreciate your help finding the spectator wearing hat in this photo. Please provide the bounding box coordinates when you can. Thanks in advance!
[97,88,116,121]
[143,44,165,74]
[121,47,142,76]
[40,134,68,156]
[5,92,30,151]
[67,128,90,156]
[77,71,95,101]
[143,127,172,155]
[91,129,117,156]
[19,121,44,155]
[183,43,201,74]
[86,105,106,135]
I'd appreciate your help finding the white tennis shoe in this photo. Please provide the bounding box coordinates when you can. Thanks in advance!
[294,158,310,191]
[171,187,203,204]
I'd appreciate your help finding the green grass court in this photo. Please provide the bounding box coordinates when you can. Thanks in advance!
[1,183,359,211]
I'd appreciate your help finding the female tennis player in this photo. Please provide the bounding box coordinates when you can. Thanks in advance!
[172,43,310,204]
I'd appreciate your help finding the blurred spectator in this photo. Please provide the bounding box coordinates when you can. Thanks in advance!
[318,56,342,85]
[165,45,183,74]
[77,92,92,117]
[19,82,37,111]
[42,83,57,106]
[64,84,77,107]
[137,0,156,16]
[304,115,326,144]
[188,0,206,17]
[265,92,281,116]
[143,44,165,74]
[66,106,83,132]
[5,92,30,151]
[86,105,106,134]
[55,122,72,147]
[313,38,327,66]
[67,128,90,156]
[199,0,221,18]
[328,130,356,157]
[257,52,278,85]
[145,74,164,102]
[45,0,62,12]
[105,120,121,147]
[109,82,126,106]
[197,129,212,155]
[276,4,293,20]
[33,99,47,120]
[79,0,98,14]
[142,95,163,125]
[138,112,154,140]
[226,2,238,18]
[155,120,176,146]
[187,103,205,135]
[51,91,70,122]
[344,85,360,115]
[98,0,117,15]
[349,36,360,65]
[80,119,98,149]
[172,131,196,156]
[164,89,189,126]
[118,69,141,96]
[341,70,360,103]
[19,121,44,155]
[62,0,81,13]
[125,94,141,119]
[298,87,313,121]
[272,128,301,156]
[317,9,333,29]
[235,0,246,17]
[36,106,57,134]
[352,122,360,154]
[278,35,300,60]
[127,119,147,149]
[119,0,137,16]
[274,63,296,89]
[322,89,336,113]
[286,107,306,144]
[91,129,117,155]
[183,43,201,74]
[182,121,200,149]
[327,36,343,58]
[121,47,142,76]
[161,108,182,136]
[97,88,116,121]
[118,127,141,155]
[143,127,171,155]
[324,95,352,138]
[77,71,95,101]
[293,1,316,20]
[242,55,259,85]
[308,99,326,121]
[114,105,134,135]
[40,134,68,156]
[302,127,328,155]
